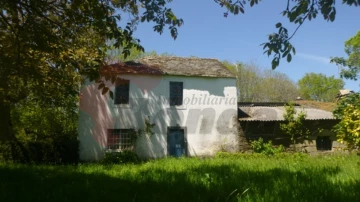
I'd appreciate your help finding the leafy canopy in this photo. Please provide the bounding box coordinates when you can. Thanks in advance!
[0,0,183,105]
[298,73,344,102]
[0,0,183,161]
[331,30,360,81]
[333,93,360,149]
[225,62,299,102]
[331,31,360,151]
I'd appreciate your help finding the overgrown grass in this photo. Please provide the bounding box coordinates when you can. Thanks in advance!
[1,153,360,202]
[295,100,336,111]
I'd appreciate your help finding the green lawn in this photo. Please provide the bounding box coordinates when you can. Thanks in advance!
[1,153,359,202]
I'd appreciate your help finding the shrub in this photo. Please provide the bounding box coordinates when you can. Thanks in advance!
[102,150,140,164]
[333,94,360,151]
[27,135,79,164]
[0,141,23,163]
[0,133,79,164]
[250,138,284,155]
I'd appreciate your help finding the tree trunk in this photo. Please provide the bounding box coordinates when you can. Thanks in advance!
[0,99,30,163]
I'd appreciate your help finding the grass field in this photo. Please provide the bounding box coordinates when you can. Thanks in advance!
[1,153,359,202]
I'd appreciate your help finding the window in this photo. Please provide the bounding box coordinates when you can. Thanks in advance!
[115,79,129,104]
[107,129,134,150]
[316,136,332,151]
[170,82,183,106]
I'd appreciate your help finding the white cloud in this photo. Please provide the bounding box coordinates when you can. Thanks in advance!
[297,52,331,64]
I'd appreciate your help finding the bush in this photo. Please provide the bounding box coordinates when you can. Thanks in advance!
[0,133,79,164]
[27,135,79,164]
[250,138,284,155]
[0,141,23,163]
[102,150,140,164]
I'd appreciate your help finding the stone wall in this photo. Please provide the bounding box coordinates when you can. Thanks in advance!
[239,120,346,153]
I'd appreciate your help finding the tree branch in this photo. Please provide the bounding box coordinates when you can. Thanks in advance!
[0,11,22,66]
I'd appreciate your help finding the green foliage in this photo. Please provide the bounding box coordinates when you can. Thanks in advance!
[215,151,308,160]
[127,116,156,139]
[298,73,344,102]
[280,102,310,151]
[28,135,79,164]
[102,150,140,164]
[225,61,298,102]
[144,116,156,137]
[333,93,360,150]
[1,154,360,201]
[331,30,360,81]
[0,0,183,151]
[250,138,285,155]
[0,135,79,164]
[0,93,79,164]
[106,46,166,63]
[333,93,360,119]
[215,152,263,159]
[330,30,360,151]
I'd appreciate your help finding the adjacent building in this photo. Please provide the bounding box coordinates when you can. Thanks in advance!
[238,102,344,152]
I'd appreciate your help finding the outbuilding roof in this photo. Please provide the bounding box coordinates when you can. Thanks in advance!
[238,106,336,121]
[101,56,235,78]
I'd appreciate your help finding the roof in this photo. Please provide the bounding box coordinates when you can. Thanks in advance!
[100,61,163,75]
[101,56,235,78]
[239,106,336,121]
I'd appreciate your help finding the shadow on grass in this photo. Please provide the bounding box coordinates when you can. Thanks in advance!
[0,163,359,202]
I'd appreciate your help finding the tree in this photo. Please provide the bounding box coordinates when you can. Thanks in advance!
[280,102,310,151]
[225,61,299,102]
[7,94,79,163]
[298,73,344,102]
[333,93,360,150]
[331,30,360,81]
[0,0,183,162]
[331,31,360,151]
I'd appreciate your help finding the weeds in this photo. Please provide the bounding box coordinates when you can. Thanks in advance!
[0,154,359,202]
[250,138,285,155]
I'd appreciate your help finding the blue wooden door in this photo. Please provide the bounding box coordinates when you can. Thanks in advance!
[168,129,185,157]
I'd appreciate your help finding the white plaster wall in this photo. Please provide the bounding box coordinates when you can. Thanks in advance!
[78,74,238,160]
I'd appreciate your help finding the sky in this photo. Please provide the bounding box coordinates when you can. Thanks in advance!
[131,0,360,91]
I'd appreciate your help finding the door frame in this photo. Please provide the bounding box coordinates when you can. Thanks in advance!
[167,126,188,157]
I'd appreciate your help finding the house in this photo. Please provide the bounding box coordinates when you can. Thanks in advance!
[78,56,239,160]
[238,102,345,152]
